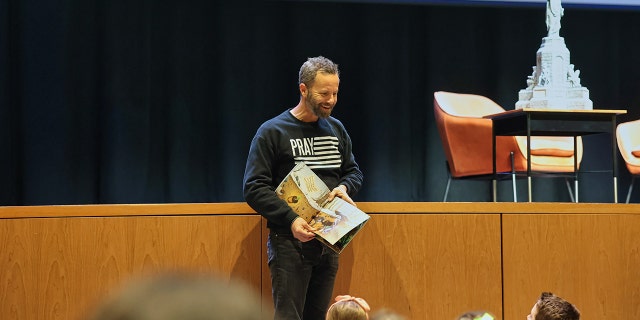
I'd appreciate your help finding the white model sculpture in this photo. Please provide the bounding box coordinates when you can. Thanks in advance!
[516,0,593,110]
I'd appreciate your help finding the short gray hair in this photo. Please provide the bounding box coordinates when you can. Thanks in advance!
[298,56,340,87]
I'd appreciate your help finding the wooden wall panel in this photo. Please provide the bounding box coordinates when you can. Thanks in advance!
[336,213,503,320]
[0,215,263,320]
[1,203,639,320]
[502,214,640,320]
[260,213,503,320]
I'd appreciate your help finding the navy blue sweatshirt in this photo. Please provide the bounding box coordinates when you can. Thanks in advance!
[243,109,363,233]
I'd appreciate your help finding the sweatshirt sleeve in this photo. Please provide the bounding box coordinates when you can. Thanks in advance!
[243,126,299,229]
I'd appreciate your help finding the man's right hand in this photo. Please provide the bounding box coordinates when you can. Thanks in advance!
[291,217,316,242]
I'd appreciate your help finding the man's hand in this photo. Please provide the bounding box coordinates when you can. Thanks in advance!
[328,185,356,206]
[291,217,316,242]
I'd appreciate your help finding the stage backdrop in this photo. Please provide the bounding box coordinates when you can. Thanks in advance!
[1,0,640,205]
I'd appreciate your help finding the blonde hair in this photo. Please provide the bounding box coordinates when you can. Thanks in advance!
[326,295,370,320]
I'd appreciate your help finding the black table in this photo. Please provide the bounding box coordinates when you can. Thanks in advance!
[484,108,627,203]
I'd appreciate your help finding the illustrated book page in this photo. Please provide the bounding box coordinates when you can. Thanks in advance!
[275,162,370,253]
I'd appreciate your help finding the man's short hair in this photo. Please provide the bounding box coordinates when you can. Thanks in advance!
[298,56,340,87]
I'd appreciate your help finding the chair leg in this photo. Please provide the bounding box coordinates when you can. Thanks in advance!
[575,175,579,203]
[443,164,452,202]
[626,176,636,204]
[565,178,575,203]
[443,176,451,202]
[510,152,517,202]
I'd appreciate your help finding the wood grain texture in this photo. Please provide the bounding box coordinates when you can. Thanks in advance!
[260,213,503,320]
[1,203,638,320]
[503,213,640,320]
[0,215,262,320]
[0,202,256,218]
[334,214,503,320]
[2,202,639,218]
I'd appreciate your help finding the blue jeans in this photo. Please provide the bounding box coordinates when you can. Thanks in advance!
[267,231,339,320]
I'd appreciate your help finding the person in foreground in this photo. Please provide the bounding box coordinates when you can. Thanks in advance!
[528,292,580,320]
[457,311,495,320]
[89,273,267,320]
[326,295,370,320]
[369,309,407,320]
[243,56,364,320]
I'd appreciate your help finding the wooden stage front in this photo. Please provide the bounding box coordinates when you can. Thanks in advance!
[1,202,638,320]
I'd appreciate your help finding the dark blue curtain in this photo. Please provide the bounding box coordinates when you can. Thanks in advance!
[2,0,639,205]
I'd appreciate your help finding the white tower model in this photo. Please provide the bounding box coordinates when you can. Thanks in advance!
[515,0,593,110]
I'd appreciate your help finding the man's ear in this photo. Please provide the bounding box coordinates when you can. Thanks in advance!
[299,83,307,97]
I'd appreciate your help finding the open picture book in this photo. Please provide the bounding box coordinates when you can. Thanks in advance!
[275,162,370,253]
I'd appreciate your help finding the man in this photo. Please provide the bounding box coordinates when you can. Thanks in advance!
[527,292,580,320]
[243,56,363,320]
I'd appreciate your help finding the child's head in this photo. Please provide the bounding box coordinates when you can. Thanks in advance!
[326,295,370,320]
[457,311,495,320]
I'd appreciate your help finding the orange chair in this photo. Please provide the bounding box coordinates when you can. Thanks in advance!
[434,91,583,202]
[616,119,640,203]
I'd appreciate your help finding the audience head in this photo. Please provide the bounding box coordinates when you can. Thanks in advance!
[326,294,371,320]
[457,310,495,320]
[370,308,407,320]
[90,272,267,320]
[528,292,580,320]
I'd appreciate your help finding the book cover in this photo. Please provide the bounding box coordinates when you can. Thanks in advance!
[275,162,370,253]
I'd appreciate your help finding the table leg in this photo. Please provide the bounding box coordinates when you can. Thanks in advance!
[612,116,618,203]
[527,115,532,202]
[574,136,578,203]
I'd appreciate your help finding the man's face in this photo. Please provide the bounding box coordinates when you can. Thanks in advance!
[527,302,539,320]
[304,72,339,119]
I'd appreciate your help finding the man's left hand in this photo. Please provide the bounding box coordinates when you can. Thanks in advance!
[328,185,356,206]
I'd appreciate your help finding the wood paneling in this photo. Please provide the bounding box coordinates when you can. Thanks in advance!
[334,214,502,320]
[1,202,638,320]
[0,202,255,218]
[502,213,640,320]
[2,202,639,218]
[261,213,503,320]
[0,215,262,320]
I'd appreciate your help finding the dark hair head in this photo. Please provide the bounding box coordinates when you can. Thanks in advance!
[536,292,580,320]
